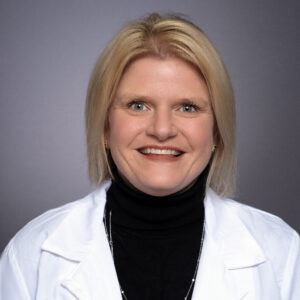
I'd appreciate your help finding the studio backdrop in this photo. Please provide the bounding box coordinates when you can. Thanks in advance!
[0,0,299,252]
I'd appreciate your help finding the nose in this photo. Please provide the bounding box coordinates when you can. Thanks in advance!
[146,108,178,141]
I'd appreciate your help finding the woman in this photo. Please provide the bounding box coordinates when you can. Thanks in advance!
[1,13,299,300]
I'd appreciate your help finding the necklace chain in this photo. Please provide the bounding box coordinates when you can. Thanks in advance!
[103,207,205,300]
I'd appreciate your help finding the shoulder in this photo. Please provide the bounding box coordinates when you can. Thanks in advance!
[224,195,300,294]
[3,182,110,257]
[222,195,298,246]
[206,189,300,286]
[0,182,111,297]
[6,200,79,257]
[2,195,85,268]
[207,188,298,242]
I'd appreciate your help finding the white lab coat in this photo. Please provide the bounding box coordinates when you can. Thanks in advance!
[1,181,299,299]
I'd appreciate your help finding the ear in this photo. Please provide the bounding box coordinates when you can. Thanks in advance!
[104,130,110,149]
[213,126,218,148]
[104,114,111,149]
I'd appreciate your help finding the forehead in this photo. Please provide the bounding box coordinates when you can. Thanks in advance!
[115,56,209,102]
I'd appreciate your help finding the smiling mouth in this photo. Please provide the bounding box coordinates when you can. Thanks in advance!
[138,148,184,157]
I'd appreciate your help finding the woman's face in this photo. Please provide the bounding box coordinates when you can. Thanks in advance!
[107,56,214,196]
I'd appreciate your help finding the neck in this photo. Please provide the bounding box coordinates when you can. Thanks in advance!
[105,162,208,231]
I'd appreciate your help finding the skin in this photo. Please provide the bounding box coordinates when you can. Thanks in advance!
[107,56,214,196]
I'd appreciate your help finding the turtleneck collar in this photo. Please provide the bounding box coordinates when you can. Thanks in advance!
[105,161,208,231]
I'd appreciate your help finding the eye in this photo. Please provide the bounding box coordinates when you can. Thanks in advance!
[127,101,148,111]
[179,103,199,113]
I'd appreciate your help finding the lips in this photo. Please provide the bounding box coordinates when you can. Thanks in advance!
[138,147,184,157]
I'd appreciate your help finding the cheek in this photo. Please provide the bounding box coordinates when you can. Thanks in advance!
[108,112,145,147]
[183,118,214,149]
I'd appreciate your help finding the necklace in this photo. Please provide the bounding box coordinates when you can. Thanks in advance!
[103,207,205,300]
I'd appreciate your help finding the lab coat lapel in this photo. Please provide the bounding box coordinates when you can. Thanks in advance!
[192,189,267,300]
[40,181,122,300]
[40,185,269,300]
[59,223,122,300]
[192,227,236,299]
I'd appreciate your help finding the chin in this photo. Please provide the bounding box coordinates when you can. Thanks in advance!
[144,188,178,197]
[138,180,183,197]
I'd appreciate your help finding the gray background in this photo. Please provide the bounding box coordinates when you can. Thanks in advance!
[0,0,299,252]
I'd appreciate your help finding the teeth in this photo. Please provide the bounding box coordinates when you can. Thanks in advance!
[140,148,182,156]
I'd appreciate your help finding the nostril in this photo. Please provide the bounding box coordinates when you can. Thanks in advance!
[148,126,178,141]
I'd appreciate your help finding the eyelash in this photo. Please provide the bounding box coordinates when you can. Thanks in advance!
[127,100,200,113]
[179,102,200,113]
[127,101,148,111]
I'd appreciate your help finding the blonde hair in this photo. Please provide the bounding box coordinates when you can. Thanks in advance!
[85,13,236,198]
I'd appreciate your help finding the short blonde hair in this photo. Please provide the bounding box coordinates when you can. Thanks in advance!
[85,13,236,198]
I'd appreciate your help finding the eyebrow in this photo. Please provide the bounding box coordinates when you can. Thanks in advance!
[115,94,152,103]
[115,93,210,106]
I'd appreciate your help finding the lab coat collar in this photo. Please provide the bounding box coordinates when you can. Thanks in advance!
[204,189,266,269]
[40,184,266,299]
[41,181,112,261]
[41,181,124,299]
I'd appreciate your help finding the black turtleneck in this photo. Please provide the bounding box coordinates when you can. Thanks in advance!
[104,163,208,300]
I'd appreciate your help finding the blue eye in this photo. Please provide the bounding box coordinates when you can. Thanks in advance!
[128,101,147,111]
[179,103,199,113]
